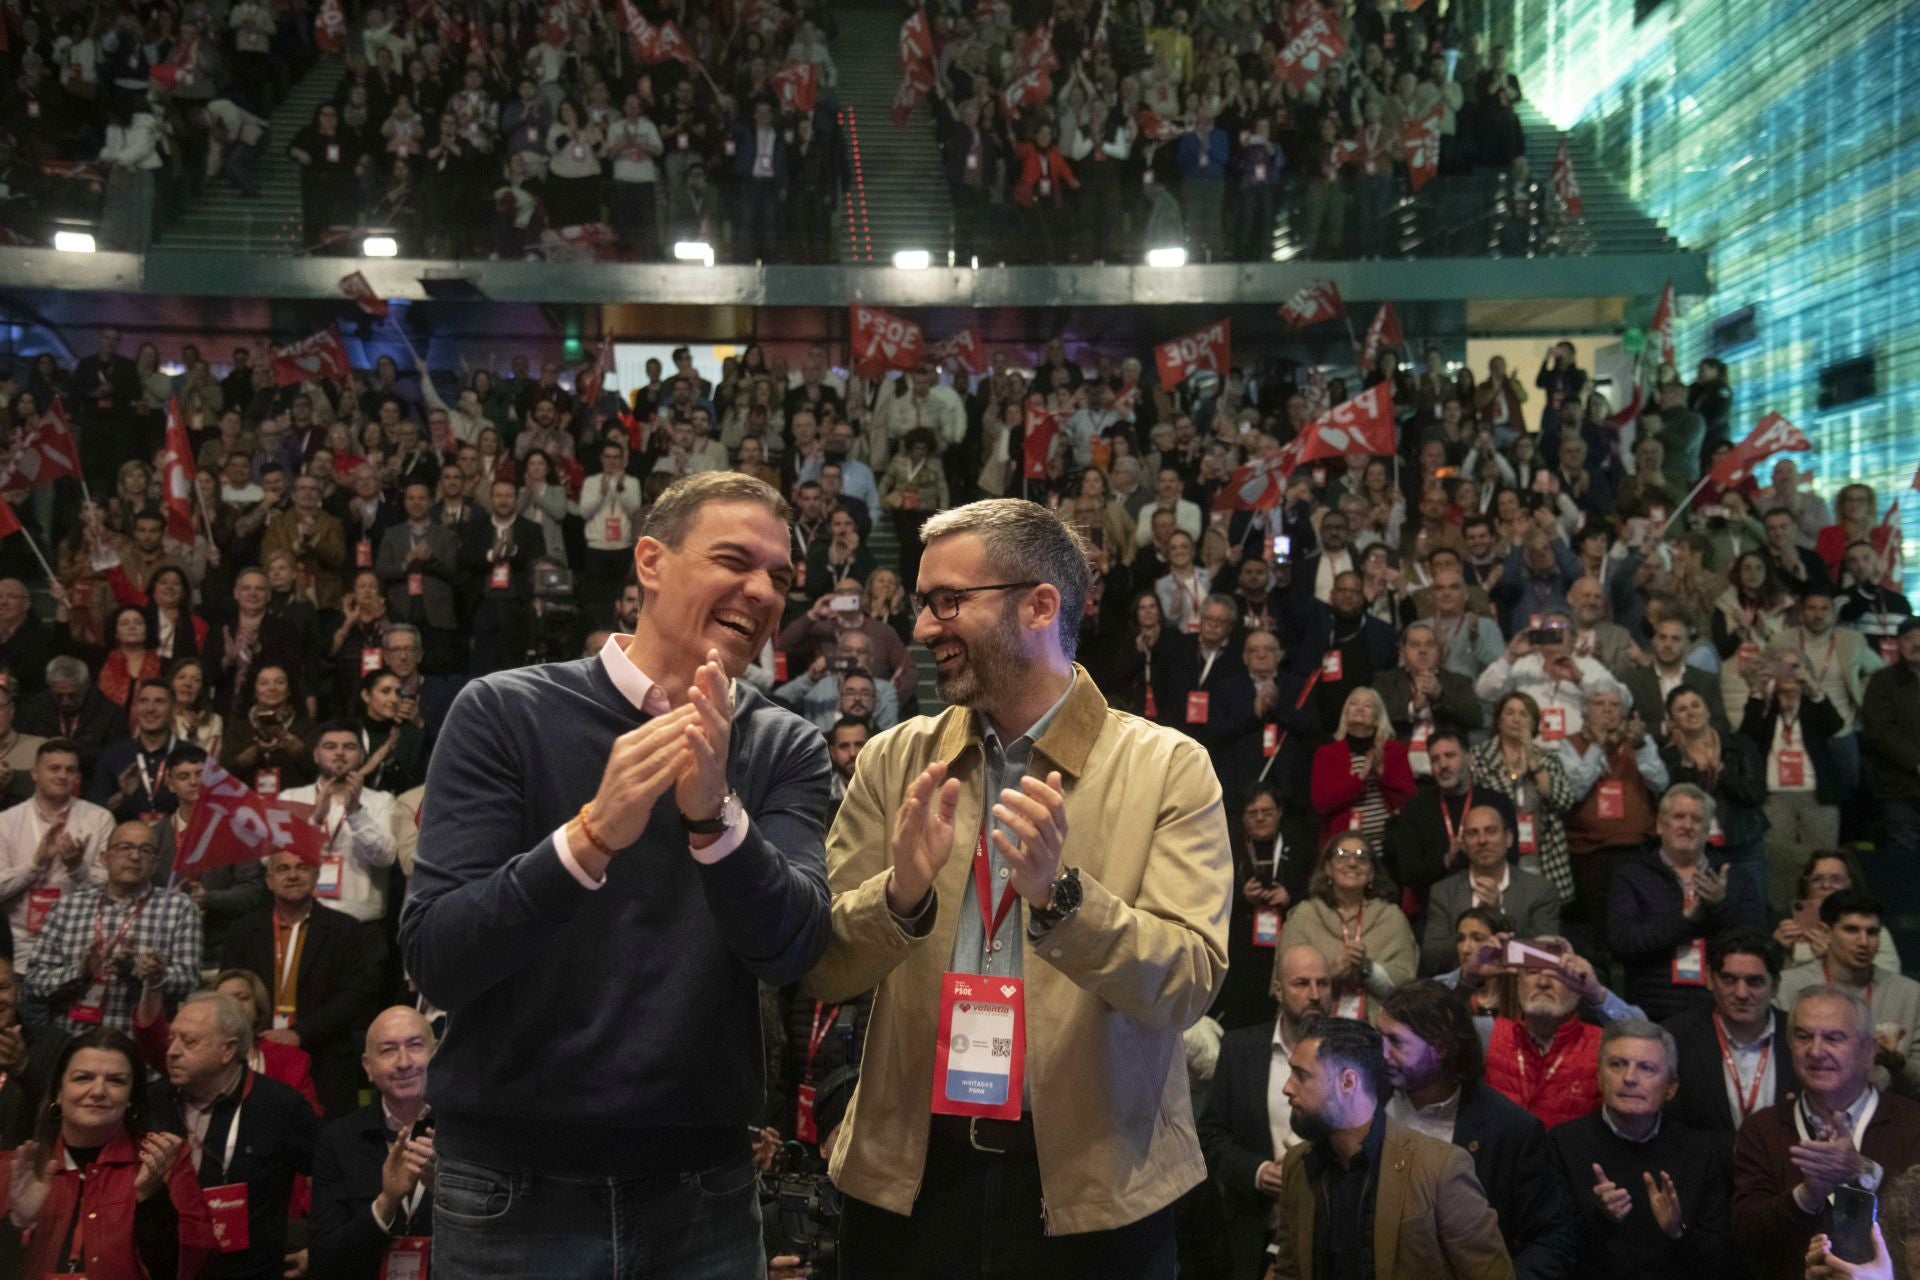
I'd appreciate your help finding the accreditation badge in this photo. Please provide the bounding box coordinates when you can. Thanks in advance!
[1671,938,1707,987]
[381,1237,431,1280]
[205,1183,251,1252]
[1252,908,1280,948]
[930,972,1025,1120]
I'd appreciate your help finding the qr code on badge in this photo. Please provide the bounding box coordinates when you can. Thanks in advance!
[992,1037,1012,1058]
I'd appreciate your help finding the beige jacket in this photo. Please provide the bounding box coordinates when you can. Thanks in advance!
[807,669,1232,1234]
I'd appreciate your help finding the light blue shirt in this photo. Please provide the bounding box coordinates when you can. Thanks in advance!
[948,674,1078,981]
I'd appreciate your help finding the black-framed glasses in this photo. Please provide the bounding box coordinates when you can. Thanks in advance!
[107,841,159,859]
[911,581,1039,621]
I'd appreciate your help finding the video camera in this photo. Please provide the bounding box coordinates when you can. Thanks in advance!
[762,1140,841,1273]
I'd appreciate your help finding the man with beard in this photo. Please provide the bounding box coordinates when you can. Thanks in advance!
[1471,937,1646,1130]
[1269,1016,1513,1279]
[1199,945,1331,1280]
[1378,981,1577,1279]
[809,499,1231,1277]
[401,472,832,1277]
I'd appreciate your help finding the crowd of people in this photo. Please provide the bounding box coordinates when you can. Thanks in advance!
[0,315,1913,1278]
[297,0,852,259]
[917,0,1574,264]
[0,0,317,249]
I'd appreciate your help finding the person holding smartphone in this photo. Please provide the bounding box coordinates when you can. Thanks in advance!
[309,1006,439,1279]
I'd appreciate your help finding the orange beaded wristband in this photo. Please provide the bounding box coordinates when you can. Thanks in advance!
[576,802,616,859]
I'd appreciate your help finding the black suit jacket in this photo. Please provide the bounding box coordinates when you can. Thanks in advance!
[1662,1005,1800,1134]
[1625,664,1727,735]
[312,1101,435,1278]
[1373,666,1485,739]
[16,686,125,781]
[150,1067,319,1280]
[223,903,377,1116]
[0,616,67,696]
[1452,1080,1578,1280]
[1198,1022,1282,1280]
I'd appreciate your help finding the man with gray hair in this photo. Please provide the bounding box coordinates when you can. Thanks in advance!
[812,498,1232,1275]
[1548,1017,1734,1275]
[1733,986,1920,1280]
[1608,783,1765,1021]
[154,989,321,1279]
[17,655,123,781]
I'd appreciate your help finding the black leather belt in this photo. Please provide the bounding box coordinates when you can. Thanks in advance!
[930,1113,1037,1155]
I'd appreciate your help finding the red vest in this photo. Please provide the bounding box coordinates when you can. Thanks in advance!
[1484,1015,1603,1131]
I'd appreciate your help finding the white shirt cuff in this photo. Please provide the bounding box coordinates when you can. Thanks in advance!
[371,1200,395,1234]
[689,807,748,865]
[551,822,606,889]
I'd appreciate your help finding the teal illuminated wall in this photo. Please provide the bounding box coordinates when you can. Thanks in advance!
[1476,0,1920,571]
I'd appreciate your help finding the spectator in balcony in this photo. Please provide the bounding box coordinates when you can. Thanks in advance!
[1228,113,1281,262]
[369,155,419,248]
[205,96,266,199]
[935,91,997,265]
[1352,99,1396,260]
[666,161,720,251]
[1174,109,1228,262]
[786,19,838,89]
[604,92,663,259]
[731,98,788,262]
[1301,115,1352,260]
[1652,380,1707,495]
[98,98,160,253]
[381,92,426,164]
[545,99,604,227]
[491,151,546,259]
[501,77,551,178]
[1012,121,1077,264]
[291,103,363,248]
[789,112,843,264]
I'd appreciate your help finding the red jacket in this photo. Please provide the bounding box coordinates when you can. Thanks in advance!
[1484,1015,1601,1131]
[1012,143,1077,207]
[0,1131,216,1279]
[1309,738,1415,843]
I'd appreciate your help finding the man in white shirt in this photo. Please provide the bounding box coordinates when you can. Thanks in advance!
[1753,459,1831,549]
[875,364,966,470]
[1662,929,1798,1133]
[575,440,645,618]
[1474,609,1628,741]
[277,724,397,951]
[1133,466,1202,547]
[0,739,114,968]
[1061,382,1122,470]
[1198,945,1330,1280]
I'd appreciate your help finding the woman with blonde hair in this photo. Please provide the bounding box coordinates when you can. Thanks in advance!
[1277,829,1417,1021]
[1309,685,1414,847]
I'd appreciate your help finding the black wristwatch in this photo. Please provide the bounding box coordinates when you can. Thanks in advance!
[680,792,741,836]
[1030,867,1082,924]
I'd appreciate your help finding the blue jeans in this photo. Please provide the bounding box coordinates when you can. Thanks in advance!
[432,1153,764,1280]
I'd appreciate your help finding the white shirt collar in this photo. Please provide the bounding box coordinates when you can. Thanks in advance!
[597,632,671,717]
[1601,1106,1662,1144]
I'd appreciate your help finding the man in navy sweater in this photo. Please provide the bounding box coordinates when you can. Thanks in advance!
[401,471,832,1279]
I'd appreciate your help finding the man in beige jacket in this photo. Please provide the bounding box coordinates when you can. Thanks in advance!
[808,498,1231,1276]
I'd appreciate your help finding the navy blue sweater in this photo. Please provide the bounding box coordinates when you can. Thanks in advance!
[399,654,832,1176]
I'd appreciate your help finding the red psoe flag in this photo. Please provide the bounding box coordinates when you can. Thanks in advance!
[1400,103,1442,192]
[271,325,353,386]
[1215,455,1287,512]
[160,398,197,543]
[1707,412,1810,488]
[1274,4,1347,91]
[771,61,817,114]
[0,497,21,538]
[1,399,81,489]
[1279,280,1344,330]
[849,305,925,380]
[175,761,327,874]
[927,327,989,376]
[1358,302,1404,368]
[1154,321,1231,386]
[1552,138,1583,217]
[1285,383,1397,472]
[337,270,389,317]
[1022,400,1059,480]
[1648,280,1677,370]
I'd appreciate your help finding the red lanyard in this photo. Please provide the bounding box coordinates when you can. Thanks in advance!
[92,891,151,973]
[1780,713,1798,749]
[1517,1036,1571,1089]
[1440,789,1473,848]
[1802,628,1839,687]
[1712,1013,1771,1122]
[1339,902,1365,945]
[803,1002,840,1082]
[1823,960,1872,1006]
[972,827,1018,949]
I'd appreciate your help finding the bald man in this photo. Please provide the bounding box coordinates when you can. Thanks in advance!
[310,1006,439,1278]
[1201,945,1333,1280]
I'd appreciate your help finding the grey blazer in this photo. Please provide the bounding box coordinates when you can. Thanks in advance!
[1419,865,1562,974]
